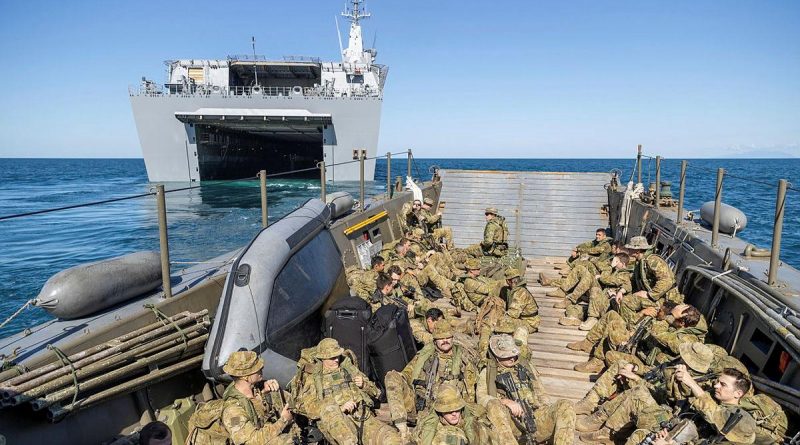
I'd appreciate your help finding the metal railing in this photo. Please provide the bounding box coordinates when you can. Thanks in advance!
[129,84,382,99]
[631,146,795,286]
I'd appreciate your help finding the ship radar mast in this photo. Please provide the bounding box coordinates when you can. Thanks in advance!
[340,0,374,65]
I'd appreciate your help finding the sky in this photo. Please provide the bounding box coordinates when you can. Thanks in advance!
[0,0,798,159]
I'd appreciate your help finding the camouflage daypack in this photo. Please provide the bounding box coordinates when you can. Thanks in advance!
[739,393,788,445]
[185,399,230,445]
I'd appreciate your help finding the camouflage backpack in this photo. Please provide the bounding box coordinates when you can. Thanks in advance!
[185,399,230,445]
[739,393,788,445]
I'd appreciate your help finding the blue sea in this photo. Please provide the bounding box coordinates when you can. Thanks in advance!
[1,157,798,337]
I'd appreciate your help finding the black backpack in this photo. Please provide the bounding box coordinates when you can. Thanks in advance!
[323,296,372,374]
[366,303,417,387]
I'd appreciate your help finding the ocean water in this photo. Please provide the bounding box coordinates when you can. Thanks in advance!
[1,157,798,337]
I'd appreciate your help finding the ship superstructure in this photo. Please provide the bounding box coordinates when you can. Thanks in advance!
[129,0,387,182]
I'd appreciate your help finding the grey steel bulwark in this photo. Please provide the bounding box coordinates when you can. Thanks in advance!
[438,169,612,258]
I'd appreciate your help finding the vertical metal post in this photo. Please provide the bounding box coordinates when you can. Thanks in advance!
[259,170,268,228]
[407,149,412,179]
[318,161,326,202]
[768,179,787,285]
[654,155,661,209]
[677,160,687,224]
[386,152,392,198]
[636,144,643,185]
[155,185,172,299]
[359,150,366,212]
[711,168,724,248]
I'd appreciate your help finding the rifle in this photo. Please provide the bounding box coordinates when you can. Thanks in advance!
[618,315,653,354]
[415,355,439,412]
[699,408,744,445]
[496,373,537,445]
[638,420,677,445]
[642,357,682,383]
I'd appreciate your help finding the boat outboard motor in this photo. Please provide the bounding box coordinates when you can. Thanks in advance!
[326,191,355,219]
[35,251,162,320]
[700,202,748,235]
[203,199,349,386]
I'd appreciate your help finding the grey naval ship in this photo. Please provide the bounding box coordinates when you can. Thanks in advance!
[0,148,798,444]
[129,0,386,182]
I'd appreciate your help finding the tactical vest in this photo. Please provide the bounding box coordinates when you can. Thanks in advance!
[411,345,465,392]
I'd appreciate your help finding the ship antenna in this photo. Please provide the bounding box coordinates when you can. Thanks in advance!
[341,0,370,25]
[335,15,344,57]
[251,36,259,87]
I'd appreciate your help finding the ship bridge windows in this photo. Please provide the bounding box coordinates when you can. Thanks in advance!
[228,61,321,88]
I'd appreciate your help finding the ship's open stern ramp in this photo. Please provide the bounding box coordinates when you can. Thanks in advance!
[438,169,612,259]
[439,169,612,441]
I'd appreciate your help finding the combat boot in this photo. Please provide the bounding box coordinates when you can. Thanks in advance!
[559,316,581,326]
[579,427,614,445]
[539,272,554,286]
[567,339,593,352]
[574,389,601,415]
[552,298,568,309]
[554,263,570,271]
[576,411,608,432]
[546,288,566,298]
[579,317,598,331]
[574,358,604,373]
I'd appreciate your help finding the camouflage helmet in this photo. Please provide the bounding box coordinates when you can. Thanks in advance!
[423,197,435,206]
[223,351,264,378]
[432,320,454,340]
[709,404,757,443]
[679,342,714,373]
[504,268,521,280]
[466,258,482,271]
[433,383,466,413]
[490,334,520,359]
[484,207,498,215]
[494,316,517,334]
[316,338,345,359]
[624,235,652,251]
[411,227,425,238]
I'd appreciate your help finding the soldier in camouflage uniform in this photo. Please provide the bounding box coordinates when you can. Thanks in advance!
[414,307,445,345]
[619,236,682,324]
[346,256,385,301]
[400,199,423,233]
[477,335,576,445]
[218,351,295,445]
[571,301,705,374]
[555,252,633,327]
[568,228,612,265]
[464,208,509,258]
[294,338,402,445]
[477,316,532,371]
[384,320,478,440]
[501,268,540,335]
[420,197,455,249]
[576,342,717,444]
[413,383,493,445]
[458,258,502,311]
[620,367,758,445]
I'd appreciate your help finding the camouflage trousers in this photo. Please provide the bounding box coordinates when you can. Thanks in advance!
[486,399,576,445]
[603,385,671,434]
[318,402,402,445]
[586,311,625,344]
[410,318,432,344]
[565,285,611,321]
[432,227,454,249]
[384,371,419,424]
